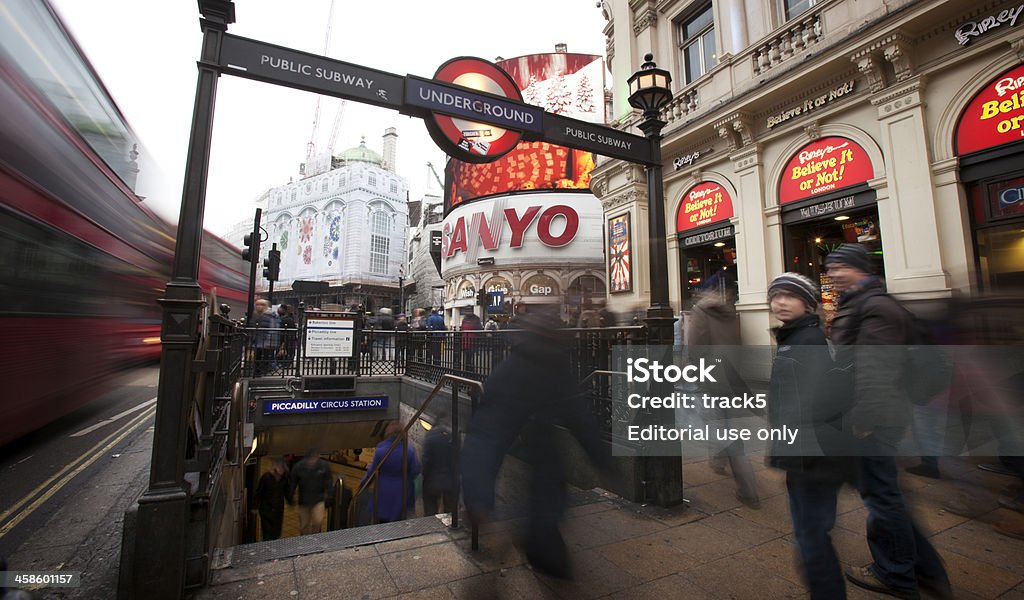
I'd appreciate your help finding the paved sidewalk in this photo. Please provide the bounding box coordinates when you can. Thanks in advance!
[198,457,1024,599]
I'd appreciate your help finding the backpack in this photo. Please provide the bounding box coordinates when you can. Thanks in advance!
[854,294,953,406]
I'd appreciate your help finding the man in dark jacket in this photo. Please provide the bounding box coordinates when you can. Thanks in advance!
[826,244,950,600]
[461,306,609,578]
[766,273,855,599]
[422,410,458,516]
[255,457,289,540]
[288,449,333,535]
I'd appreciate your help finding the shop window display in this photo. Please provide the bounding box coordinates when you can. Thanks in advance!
[785,208,884,319]
[681,241,737,309]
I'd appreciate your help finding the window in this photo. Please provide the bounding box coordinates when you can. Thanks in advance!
[679,4,717,85]
[321,179,329,192]
[784,0,817,20]
[390,180,398,194]
[290,189,297,202]
[370,211,391,274]
[368,172,377,187]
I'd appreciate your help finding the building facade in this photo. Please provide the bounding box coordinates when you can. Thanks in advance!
[593,0,1024,344]
[253,130,409,311]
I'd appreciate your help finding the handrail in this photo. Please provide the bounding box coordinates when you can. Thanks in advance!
[579,370,628,386]
[349,374,483,544]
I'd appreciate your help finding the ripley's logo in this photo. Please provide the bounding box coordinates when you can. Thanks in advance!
[996,76,1024,97]
[955,4,1023,46]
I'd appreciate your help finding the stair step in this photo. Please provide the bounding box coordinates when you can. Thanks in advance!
[220,515,449,569]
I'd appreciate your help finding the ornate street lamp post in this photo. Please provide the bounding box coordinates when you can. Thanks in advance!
[628,54,682,506]
[129,1,235,597]
[628,53,675,346]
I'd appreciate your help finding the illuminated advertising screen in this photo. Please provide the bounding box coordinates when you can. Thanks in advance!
[444,53,605,214]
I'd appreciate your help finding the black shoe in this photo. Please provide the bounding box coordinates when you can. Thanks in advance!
[845,566,919,600]
[978,462,1016,476]
[905,464,941,479]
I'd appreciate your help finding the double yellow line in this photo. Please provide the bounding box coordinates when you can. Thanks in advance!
[0,406,157,540]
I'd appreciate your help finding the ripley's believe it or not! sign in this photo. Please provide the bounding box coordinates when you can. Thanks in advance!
[676,182,734,232]
[956,63,1024,155]
[779,136,875,205]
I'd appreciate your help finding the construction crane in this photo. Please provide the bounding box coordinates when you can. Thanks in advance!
[426,161,444,192]
[305,0,336,170]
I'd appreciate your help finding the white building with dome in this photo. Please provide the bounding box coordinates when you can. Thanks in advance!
[249,129,410,311]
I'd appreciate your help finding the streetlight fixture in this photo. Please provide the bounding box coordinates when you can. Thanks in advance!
[627,54,684,508]
[628,54,675,346]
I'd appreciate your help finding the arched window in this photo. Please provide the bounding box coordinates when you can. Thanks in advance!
[370,210,391,274]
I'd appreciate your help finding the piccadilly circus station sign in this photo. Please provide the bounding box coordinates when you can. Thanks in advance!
[217,35,651,165]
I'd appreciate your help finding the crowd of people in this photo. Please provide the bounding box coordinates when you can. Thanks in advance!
[244,242,1021,598]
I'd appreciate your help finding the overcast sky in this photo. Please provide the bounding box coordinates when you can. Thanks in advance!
[49,0,609,236]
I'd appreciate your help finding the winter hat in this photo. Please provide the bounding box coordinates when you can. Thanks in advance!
[767,272,819,311]
[824,243,872,274]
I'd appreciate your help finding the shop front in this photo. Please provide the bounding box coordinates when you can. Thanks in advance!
[956,62,1024,292]
[777,136,879,316]
[675,181,737,308]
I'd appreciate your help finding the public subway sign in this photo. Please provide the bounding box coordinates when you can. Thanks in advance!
[955,4,1023,46]
[956,63,1024,155]
[262,396,388,415]
[542,113,652,164]
[219,34,404,110]
[779,137,875,204]
[676,182,734,232]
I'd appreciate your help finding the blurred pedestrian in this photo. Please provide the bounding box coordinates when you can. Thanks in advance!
[276,303,297,370]
[360,420,421,523]
[460,312,482,371]
[252,298,279,376]
[462,306,610,578]
[765,273,856,599]
[255,457,289,541]
[426,307,445,364]
[422,409,458,516]
[288,449,333,535]
[826,243,951,599]
[686,270,760,508]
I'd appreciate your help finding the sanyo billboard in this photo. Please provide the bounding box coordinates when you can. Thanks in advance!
[440,192,604,277]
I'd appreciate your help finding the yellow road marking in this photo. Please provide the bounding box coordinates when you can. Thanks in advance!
[0,407,156,540]
[0,406,155,525]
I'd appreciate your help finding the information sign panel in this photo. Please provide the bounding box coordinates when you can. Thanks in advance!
[304,318,354,357]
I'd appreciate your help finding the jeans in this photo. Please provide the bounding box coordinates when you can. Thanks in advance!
[787,472,845,600]
[859,428,948,593]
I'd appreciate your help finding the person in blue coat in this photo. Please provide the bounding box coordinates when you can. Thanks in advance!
[360,420,421,523]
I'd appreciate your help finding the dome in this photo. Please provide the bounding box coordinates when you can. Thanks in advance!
[335,136,383,165]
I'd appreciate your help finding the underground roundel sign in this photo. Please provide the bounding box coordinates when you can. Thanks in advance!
[423,57,527,164]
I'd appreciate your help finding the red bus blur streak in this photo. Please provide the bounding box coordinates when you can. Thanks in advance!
[0,168,157,268]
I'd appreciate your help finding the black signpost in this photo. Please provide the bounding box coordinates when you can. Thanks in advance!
[215,35,653,166]
[141,7,675,598]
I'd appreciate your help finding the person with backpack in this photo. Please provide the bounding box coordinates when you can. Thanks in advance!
[766,273,858,599]
[825,243,951,600]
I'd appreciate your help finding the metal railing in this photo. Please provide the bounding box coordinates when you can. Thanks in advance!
[349,374,484,548]
[184,312,246,588]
